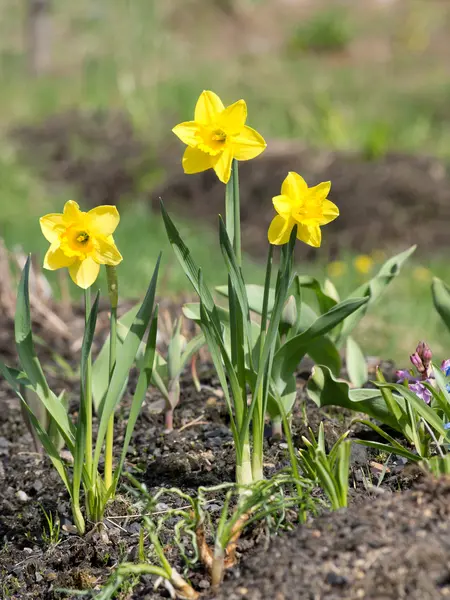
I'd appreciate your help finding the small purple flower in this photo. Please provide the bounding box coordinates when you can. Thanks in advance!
[444,423,450,431]
[396,369,415,383]
[442,359,450,378]
[409,381,432,404]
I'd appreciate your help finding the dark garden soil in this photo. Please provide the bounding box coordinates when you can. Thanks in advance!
[12,110,450,259]
[215,477,450,600]
[0,300,431,600]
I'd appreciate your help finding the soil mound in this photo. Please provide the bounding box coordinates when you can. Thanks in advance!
[215,477,450,600]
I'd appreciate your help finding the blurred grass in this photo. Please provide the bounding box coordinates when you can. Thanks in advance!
[1,0,450,361]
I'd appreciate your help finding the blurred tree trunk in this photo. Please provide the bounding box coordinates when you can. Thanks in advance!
[26,0,52,76]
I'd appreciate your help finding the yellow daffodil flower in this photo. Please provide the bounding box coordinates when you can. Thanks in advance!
[268,172,339,247]
[353,254,373,275]
[172,90,266,184]
[40,200,122,289]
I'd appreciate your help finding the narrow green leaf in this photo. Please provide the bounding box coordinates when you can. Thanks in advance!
[353,439,420,462]
[73,292,100,509]
[112,308,159,493]
[378,382,448,437]
[15,257,74,446]
[92,303,140,413]
[93,254,161,474]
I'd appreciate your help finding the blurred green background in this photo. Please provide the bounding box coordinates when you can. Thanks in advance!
[1,0,450,362]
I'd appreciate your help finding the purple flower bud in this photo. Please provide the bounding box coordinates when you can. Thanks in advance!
[409,381,432,404]
[442,359,450,378]
[410,352,424,373]
[410,342,433,378]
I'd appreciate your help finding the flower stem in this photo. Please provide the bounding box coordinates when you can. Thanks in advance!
[251,401,264,482]
[225,159,241,266]
[104,266,118,493]
[84,287,93,480]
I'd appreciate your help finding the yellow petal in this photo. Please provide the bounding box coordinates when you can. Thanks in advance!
[69,257,100,289]
[194,90,225,125]
[182,146,213,174]
[43,243,75,270]
[272,195,293,217]
[232,125,266,161]
[268,215,293,245]
[212,147,233,184]
[94,236,123,265]
[281,172,308,203]
[318,199,339,225]
[296,224,322,248]
[308,181,331,201]
[172,121,200,147]
[88,205,120,236]
[63,200,83,224]
[40,213,65,243]
[218,100,247,136]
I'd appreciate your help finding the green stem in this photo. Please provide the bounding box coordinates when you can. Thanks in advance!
[251,393,264,482]
[84,287,93,479]
[236,440,253,486]
[225,159,241,266]
[104,266,118,493]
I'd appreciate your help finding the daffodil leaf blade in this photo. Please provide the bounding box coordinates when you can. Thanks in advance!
[113,309,159,493]
[161,200,216,313]
[14,257,74,446]
[272,297,367,388]
[93,254,161,473]
[92,303,140,413]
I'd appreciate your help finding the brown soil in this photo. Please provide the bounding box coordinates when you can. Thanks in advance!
[215,477,450,600]
[0,300,425,600]
[12,111,450,261]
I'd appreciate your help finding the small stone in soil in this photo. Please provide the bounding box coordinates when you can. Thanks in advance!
[16,490,30,502]
[325,571,348,586]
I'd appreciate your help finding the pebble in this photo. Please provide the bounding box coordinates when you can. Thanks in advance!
[16,490,30,502]
[325,572,348,586]
[198,579,210,589]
